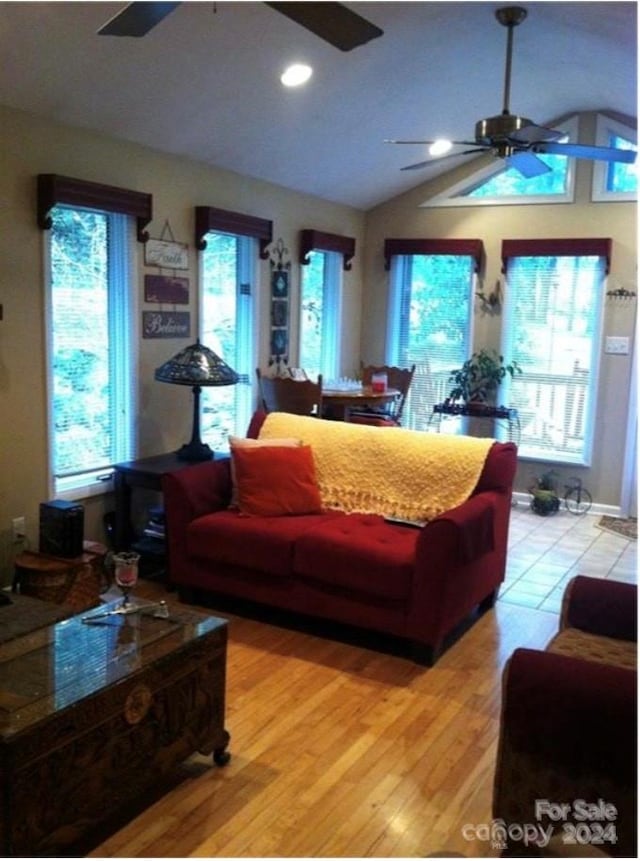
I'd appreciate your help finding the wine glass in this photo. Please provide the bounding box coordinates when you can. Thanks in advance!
[112,552,140,606]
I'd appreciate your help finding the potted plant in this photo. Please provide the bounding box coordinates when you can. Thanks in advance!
[447,349,522,408]
[529,469,561,516]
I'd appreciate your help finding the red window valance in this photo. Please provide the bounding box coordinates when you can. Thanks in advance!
[300,229,356,271]
[37,174,152,243]
[501,238,612,274]
[195,206,273,259]
[383,238,484,272]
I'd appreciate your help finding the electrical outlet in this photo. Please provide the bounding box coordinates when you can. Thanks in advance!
[605,336,630,355]
[12,516,25,542]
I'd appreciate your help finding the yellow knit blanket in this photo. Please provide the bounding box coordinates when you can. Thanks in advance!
[259,413,494,522]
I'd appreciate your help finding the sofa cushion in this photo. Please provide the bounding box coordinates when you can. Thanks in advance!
[233,444,323,517]
[293,514,418,601]
[187,509,343,577]
[547,627,637,671]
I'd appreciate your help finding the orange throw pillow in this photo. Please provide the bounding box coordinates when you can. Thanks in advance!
[228,436,301,507]
[232,445,323,517]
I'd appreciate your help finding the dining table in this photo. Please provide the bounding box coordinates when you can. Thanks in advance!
[321,386,400,421]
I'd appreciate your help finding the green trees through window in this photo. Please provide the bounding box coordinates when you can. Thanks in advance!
[48,206,134,492]
[200,231,255,451]
[503,253,605,463]
[387,254,474,430]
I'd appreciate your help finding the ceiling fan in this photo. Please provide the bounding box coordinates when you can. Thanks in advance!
[387,5,636,178]
[98,1,383,52]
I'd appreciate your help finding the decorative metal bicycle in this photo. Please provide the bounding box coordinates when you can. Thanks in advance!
[563,477,592,515]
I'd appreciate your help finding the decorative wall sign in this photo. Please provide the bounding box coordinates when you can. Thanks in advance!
[269,238,291,373]
[142,311,191,339]
[144,238,189,270]
[144,274,189,304]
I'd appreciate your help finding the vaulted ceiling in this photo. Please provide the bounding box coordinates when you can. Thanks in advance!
[0,1,636,209]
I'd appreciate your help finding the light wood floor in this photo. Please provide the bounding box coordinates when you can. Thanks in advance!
[88,582,558,858]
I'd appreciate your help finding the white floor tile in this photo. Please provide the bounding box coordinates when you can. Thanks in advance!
[502,509,637,615]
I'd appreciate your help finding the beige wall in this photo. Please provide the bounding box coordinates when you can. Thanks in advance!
[362,114,637,506]
[0,105,365,583]
[0,104,636,584]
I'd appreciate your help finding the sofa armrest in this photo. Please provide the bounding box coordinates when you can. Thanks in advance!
[493,647,637,857]
[561,575,637,641]
[421,491,496,564]
[162,458,231,584]
[407,491,504,653]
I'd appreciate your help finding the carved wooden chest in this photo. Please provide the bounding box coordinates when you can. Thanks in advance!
[0,600,229,856]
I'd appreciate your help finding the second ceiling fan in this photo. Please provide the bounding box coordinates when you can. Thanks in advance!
[387,5,636,178]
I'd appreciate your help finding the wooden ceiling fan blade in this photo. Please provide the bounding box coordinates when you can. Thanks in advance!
[535,141,637,164]
[98,2,181,37]
[506,150,552,178]
[266,2,383,51]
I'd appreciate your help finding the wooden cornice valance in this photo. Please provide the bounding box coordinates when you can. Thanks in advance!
[383,238,484,272]
[299,229,356,271]
[195,206,273,258]
[501,238,612,274]
[37,174,152,243]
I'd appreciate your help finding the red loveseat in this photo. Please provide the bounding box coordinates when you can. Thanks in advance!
[162,412,517,664]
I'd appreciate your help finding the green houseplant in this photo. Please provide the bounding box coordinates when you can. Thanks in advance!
[529,469,561,516]
[447,349,522,406]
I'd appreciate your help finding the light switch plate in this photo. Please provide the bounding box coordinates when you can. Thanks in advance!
[605,336,630,355]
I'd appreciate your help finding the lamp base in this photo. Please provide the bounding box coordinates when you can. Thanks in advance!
[176,440,215,462]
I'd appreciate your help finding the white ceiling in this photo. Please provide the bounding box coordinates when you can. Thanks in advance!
[0,1,636,210]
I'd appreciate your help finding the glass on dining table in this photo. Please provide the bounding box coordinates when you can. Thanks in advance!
[371,372,388,393]
[325,377,361,391]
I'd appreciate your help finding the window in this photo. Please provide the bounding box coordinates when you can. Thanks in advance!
[46,207,136,496]
[465,151,569,199]
[200,232,256,450]
[298,229,354,381]
[196,205,272,452]
[422,116,578,208]
[299,249,342,380]
[39,175,151,497]
[592,114,637,201]
[385,239,482,431]
[501,239,609,464]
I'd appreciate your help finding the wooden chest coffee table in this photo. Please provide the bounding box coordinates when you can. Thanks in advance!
[0,598,229,856]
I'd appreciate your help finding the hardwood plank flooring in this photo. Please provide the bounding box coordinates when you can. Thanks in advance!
[88,582,558,858]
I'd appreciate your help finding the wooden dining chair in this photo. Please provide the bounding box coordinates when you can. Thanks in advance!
[256,369,323,416]
[349,363,416,426]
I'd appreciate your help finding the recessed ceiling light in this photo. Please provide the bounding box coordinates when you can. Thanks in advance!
[429,139,453,156]
[281,63,313,87]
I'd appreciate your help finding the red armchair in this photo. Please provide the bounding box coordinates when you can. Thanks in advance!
[493,576,637,857]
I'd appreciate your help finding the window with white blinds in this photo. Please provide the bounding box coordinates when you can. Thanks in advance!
[501,239,609,464]
[47,206,135,495]
[196,205,272,451]
[299,249,342,381]
[385,241,480,431]
[200,232,256,451]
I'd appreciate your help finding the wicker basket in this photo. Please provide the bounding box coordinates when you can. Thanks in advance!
[15,547,106,613]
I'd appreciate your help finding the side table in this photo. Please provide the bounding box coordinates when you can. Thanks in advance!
[429,402,521,443]
[113,453,198,556]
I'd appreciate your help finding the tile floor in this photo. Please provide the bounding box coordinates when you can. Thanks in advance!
[500,503,637,613]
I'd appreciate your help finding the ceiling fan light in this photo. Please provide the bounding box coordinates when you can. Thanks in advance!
[281,63,313,87]
[429,139,453,157]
